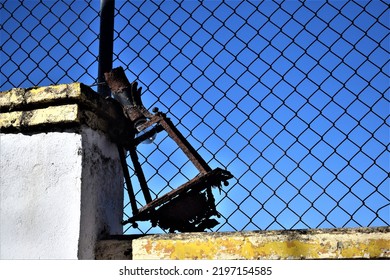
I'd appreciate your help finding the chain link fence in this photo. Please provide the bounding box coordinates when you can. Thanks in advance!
[0,0,99,89]
[1,0,389,235]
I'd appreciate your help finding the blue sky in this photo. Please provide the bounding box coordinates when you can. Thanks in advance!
[1,0,389,234]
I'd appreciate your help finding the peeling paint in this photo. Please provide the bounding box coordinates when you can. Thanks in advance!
[0,83,82,110]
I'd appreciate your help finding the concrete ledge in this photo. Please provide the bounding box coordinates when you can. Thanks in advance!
[0,84,84,109]
[96,227,390,260]
[0,104,79,129]
[0,83,132,146]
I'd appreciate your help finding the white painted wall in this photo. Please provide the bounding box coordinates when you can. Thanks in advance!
[0,126,123,259]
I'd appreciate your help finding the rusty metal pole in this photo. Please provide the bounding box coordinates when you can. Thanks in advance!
[98,0,115,97]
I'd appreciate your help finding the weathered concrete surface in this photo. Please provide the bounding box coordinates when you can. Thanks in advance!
[0,84,124,259]
[0,131,83,259]
[78,126,124,259]
[0,104,79,129]
[95,238,133,260]
[96,227,390,260]
[0,83,114,115]
[0,84,79,109]
[0,126,123,259]
[0,83,132,147]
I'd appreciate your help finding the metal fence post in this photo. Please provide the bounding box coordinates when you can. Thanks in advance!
[98,0,115,97]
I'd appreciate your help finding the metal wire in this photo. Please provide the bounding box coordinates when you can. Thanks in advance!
[0,0,100,90]
[1,0,389,235]
[118,0,390,234]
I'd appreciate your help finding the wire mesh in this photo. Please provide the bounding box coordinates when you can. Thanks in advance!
[0,0,100,90]
[1,0,389,235]
[117,0,389,234]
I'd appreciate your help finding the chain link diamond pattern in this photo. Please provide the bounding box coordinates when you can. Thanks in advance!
[1,0,389,235]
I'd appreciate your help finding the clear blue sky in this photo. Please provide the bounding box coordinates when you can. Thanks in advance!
[1,0,389,234]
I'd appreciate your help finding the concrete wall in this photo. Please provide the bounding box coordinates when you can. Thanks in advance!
[0,83,124,259]
[78,126,124,259]
[1,131,83,258]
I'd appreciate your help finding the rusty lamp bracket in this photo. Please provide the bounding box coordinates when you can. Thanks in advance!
[105,67,233,233]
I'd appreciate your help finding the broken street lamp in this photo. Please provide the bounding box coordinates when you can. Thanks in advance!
[105,67,233,233]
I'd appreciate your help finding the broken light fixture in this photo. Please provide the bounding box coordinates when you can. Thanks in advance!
[105,67,233,233]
